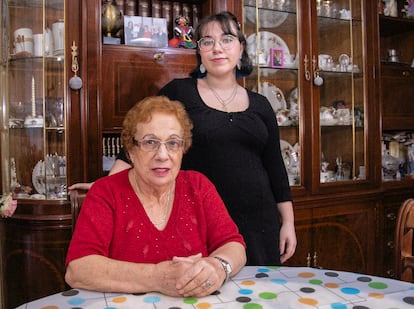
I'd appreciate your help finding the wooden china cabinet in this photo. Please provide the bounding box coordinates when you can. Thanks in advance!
[1,0,411,307]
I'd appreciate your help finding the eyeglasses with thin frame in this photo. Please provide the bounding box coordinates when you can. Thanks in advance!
[133,138,185,153]
[197,34,238,52]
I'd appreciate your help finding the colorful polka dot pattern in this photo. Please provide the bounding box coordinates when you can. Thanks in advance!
[18,266,414,309]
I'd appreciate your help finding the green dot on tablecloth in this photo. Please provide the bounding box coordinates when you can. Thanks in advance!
[258,292,277,300]
[243,303,263,309]
[368,281,388,289]
[309,279,323,285]
[183,297,198,304]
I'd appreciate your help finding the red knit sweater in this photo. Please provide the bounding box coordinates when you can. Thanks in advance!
[66,169,245,265]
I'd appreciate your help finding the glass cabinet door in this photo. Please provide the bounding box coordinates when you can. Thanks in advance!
[316,0,366,184]
[1,0,66,199]
[243,0,301,187]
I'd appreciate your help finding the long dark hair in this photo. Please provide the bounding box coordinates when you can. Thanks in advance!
[190,11,253,78]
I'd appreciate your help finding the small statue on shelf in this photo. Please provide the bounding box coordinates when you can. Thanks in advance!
[168,15,196,49]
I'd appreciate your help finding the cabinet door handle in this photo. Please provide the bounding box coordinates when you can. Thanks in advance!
[153,52,165,61]
[69,41,83,90]
[312,55,323,86]
[402,71,410,77]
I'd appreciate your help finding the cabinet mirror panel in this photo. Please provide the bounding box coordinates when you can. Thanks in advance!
[317,0,366,184]
[1,0,67,199]
[243,0,301,187]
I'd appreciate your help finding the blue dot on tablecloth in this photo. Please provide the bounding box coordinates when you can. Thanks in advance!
[239,289,253,295]
[143,295,161,303]
[257,268,270,273]
[271,278,287,285]
[68,297,85,306]
[340,287,360,295]
[330,302,347,309]
[104,307,117,309]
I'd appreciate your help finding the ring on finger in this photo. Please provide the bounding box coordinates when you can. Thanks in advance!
[204,279,213,288]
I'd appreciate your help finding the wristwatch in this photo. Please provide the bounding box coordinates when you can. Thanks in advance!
[214,256,232,284]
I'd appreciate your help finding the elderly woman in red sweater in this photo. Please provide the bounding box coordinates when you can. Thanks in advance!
[65,96,246,297]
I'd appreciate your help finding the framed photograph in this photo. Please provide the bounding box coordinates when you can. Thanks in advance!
[270,48,284,68]
[124,15,168,47]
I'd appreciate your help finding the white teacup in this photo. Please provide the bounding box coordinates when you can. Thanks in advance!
[14,28,33,55]
[318,54,332,70]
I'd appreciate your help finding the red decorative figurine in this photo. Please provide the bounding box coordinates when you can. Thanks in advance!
[168,15,196,48]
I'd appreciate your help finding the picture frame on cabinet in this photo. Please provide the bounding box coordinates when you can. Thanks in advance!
[124,15,168,47]
[270,48,284,68]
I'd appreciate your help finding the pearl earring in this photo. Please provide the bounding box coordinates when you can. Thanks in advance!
[200,63,206,73]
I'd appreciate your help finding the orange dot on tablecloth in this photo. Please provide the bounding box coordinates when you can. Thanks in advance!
[41,306,58,309]
[196,302,212,309]
[298,297,318,306]
[241,280,256,285]
[368,293,385,299]
[298,272,315,278]
[324,282,339,288]
[112,296,127,303]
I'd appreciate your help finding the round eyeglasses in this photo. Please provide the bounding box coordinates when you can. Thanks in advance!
[133,138,185,153]
[197,35,238,52]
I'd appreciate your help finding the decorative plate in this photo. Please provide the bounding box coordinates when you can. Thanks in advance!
[246,31,290,66]
[244,6,288,28]
[32,160,46,194]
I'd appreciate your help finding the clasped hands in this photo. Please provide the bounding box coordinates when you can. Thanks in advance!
[156,253,225,297]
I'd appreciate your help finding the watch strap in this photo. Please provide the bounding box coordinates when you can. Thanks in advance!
[214,256,232,284]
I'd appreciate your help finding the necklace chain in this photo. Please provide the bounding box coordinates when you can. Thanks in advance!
[207,82,238,111]
[132,172,173,227]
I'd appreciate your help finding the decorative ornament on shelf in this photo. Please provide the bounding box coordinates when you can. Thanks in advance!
[168,15,196,49]
[102,0,123,39]
[0,193,17,218]
[402,0,414,18]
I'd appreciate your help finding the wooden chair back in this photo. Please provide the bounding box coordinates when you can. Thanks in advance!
[395,198,414,282]
[70,189,87,233]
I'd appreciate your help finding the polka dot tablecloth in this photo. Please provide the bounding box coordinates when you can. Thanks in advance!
[16,266,414,309]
